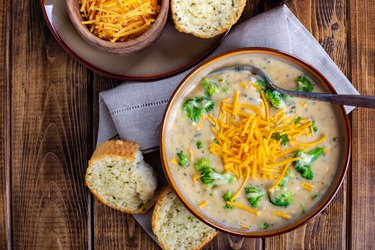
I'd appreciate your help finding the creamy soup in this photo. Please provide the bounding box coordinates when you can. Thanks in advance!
[164,54,342,231]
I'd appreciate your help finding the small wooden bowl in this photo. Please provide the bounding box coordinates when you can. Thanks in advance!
[66,0,169,56]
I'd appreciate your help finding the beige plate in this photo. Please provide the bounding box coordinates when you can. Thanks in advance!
[40,0,227,81]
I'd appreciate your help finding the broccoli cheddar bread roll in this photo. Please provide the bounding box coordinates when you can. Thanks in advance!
[171,0,246,38]
[85,140,158,214]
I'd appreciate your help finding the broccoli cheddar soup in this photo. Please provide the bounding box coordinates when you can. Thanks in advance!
[163,53,345,231]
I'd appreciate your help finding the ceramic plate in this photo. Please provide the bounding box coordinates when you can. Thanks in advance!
[41,0,227,81]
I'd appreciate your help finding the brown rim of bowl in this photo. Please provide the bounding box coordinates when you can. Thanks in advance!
[39,0,228,81]
[160,47,351,237]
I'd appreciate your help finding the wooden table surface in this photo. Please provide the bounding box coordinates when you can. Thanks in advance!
[1,0,374,249]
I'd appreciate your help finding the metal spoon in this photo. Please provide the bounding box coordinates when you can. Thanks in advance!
[209,65,375,108]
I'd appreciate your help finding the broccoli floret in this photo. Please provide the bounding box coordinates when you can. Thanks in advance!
[256,78,288,108]
[196,141,203,149]
[182,98,203,122]
[278,168,294,187]
[194,158,236,186]
[311,192,319,200]
[177,151,189,167]
[295,164,314,179]
[257,79,266,89]
[199,97,215,112]
[202,77,218,97]
[264,89,286,108]
[223,191,234,209]
[312,120,318,132]
[294,147,324,180]
[182,97,215,121]
[270,191,294,207]
[271,132,288,145]
[245,187,264,208]
[194,157,211,171]
[300,202,306,214]
[297,75,314,92]
[200,167,236,185]
[269,169,294,207]
[261,223,270,229]
[294,116,302,124]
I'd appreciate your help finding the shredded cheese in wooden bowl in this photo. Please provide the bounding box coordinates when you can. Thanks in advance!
[79,0,160,43]
[66,0,168,55]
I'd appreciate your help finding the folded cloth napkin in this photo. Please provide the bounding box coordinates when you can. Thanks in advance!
[97,4,358,244]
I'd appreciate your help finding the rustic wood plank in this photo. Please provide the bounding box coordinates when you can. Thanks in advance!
[91,74,161,249]
[204,234,263,250]
[265,0,349,249]
[10,1,91,248]
[0,0,10,248]
[349,0,375,248]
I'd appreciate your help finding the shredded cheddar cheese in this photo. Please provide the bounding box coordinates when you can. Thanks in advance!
[299,101,307,108]
[239,223,250,229]
[239,81,248,88]
[226,201,260,216]
[301,182,314,191]
[198,200,208,208]
[189,149,194,161]
[231,167,250,201]
[208,90,327,180]
[269,164,290,192]
[79,0,160,42]
[192,174,201,183]
[169,158,178,165]
[290,135,327,149]
[271,211,292,220]
[196,114,206,130]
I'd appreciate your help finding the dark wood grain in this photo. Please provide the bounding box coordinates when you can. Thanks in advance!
[91,74,161,249]
[204,234,262,250]
[10,1,91,248]
[265,0,349,249]
[349,0,375,249]
[0,0,10,248]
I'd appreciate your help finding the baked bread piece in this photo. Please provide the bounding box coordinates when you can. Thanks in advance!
[171,0,246,38]
[85,140,157,214]
[152,186,217,250]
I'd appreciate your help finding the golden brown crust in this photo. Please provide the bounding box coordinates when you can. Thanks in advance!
[151,186,172,249]
[152,186,217,250]
[90,140,138,162]
[85,140,155,214]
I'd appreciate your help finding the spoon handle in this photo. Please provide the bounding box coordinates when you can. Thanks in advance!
[329,94,375,108]
[274,87,375,108]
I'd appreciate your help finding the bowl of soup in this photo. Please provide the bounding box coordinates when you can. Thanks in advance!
[160,48,351,237]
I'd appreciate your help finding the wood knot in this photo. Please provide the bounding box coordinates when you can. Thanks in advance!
[331,23,339,30]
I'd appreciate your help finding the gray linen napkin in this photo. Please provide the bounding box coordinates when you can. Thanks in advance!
[97,5,358,243]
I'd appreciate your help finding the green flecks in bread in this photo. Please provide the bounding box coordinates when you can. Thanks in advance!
[86,156,157,213]
[152,187,217,250]
[171,0,246,38]
[85,140,158,214]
